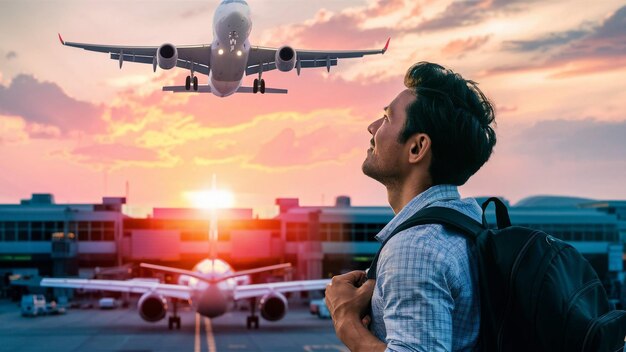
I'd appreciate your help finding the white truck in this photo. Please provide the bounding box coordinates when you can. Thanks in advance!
[21,294,47,316]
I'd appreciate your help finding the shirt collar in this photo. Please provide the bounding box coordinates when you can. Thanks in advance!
[375,184,460,243]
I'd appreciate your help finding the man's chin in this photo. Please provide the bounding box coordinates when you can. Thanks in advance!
[361,159,376,179]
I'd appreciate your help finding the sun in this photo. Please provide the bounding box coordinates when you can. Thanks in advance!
[184,189,235,209]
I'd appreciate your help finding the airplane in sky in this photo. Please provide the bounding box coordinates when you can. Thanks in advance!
[41,177,330,330]
[57,0,389,97]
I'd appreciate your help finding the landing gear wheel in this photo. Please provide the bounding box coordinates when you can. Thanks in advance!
[193,76,198,91]
[185,76,191,91]
[246,297,259,329]
[246,316,259,329]
[260,79,266,94]
[167,298,181,330]
[168,316,181,330]
[253,79,259,94]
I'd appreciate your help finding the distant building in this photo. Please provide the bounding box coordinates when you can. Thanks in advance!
[1,193,624,304]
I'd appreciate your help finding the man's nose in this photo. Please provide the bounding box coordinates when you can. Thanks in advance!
[367,119,381,135]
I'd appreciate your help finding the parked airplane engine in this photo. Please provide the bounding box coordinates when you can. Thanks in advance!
[157,43,178,70]
[138,292,168,322]
[259,292,288,321]
[275,46,297,72]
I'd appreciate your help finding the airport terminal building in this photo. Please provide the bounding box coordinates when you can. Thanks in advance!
[1,193,625,305]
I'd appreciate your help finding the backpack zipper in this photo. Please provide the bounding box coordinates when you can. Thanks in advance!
[561,278,602,350]
[566,279,602,314]
[497,231,540,351]
[581,310,624,352]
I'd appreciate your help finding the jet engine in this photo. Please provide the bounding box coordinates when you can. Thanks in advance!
[138,292,168,322]
[157,43,178,70]
[275,46,297,72]
[259,292,288,321]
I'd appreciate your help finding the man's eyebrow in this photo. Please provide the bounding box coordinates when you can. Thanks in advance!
[384,105,391,115]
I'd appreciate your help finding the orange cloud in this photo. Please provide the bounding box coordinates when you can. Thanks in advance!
[0,115,29,145]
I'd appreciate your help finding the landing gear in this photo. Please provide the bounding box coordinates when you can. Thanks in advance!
[253,79,266,94]
[168,298,181,330]
[246,297,259,329]
[185,76,199,92]
[168,316,181,330]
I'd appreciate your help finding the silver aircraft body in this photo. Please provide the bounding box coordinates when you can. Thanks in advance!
[42,177,329,329]
[58,0,389,97]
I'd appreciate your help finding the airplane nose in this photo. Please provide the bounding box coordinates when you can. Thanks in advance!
[210,79,240,97]
[219,10,250,42]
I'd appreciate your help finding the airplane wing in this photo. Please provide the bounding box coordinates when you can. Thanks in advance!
[58,34,211,74]
[245,38,390,76]
[233,279,330,300]
[40,278,192,300]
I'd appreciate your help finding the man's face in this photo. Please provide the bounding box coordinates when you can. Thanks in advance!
[362,89,416,184]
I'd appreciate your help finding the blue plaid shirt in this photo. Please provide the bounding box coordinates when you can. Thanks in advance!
[370,185,481,352]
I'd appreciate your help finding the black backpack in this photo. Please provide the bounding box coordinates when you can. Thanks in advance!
[367,197,626,352]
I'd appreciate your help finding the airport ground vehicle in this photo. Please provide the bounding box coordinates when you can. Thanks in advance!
[21,294,46,316]
[98,297,117,309]
[309,299,330,319]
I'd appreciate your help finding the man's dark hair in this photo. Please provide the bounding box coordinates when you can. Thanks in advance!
[400,62,496,186]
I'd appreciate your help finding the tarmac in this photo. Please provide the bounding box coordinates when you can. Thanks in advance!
[0,300,346,352]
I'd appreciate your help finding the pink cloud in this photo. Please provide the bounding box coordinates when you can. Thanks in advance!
[0,74,105,135]
[66,143,173,170]
[486,5,626,78]
[258,0,400,49]
[416,0,536,31]
[250,126,358,168]
[441,35,491,58]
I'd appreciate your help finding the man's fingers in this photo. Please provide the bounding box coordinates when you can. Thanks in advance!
[361,315,371,328]
[359,279,376,292]
[332,270,366,285]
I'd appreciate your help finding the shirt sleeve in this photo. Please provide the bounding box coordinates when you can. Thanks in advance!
[377,227,456,352]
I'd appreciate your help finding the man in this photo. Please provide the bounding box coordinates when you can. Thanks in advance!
[325,62,497,352]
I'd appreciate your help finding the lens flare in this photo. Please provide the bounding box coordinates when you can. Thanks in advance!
[184,189,235,209]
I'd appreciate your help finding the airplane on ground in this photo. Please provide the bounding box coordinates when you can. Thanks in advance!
[41,177,330,330]
[57,0,390,97]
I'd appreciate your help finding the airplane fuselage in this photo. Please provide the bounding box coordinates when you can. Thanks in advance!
[209,0,252,97]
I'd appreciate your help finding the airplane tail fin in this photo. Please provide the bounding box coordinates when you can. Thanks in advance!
[209,174,218,261]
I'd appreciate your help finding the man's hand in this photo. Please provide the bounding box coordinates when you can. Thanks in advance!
[325,271,384,352]
[325,271,374,324]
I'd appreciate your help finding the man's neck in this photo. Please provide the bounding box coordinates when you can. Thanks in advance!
[386,179,432,214]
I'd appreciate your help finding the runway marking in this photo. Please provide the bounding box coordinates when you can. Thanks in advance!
[303,345,349,352]
[226,344,248,349]
[203,317,217,352]
[194,313,201,352]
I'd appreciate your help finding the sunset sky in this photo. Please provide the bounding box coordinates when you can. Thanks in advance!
[0,0,625,217]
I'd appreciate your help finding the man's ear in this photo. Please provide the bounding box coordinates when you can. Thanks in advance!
[408,133,431,164]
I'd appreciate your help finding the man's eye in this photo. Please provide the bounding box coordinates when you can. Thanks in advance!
[383,116,389,121]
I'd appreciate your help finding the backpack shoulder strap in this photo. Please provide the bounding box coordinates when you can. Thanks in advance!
[367,206,484,279]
